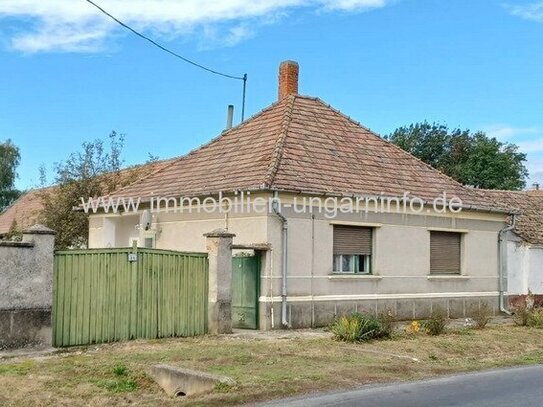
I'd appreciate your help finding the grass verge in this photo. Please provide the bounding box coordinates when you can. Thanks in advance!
[0,323,542,406]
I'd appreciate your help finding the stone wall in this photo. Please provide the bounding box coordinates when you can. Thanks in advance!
[0,225,55,349]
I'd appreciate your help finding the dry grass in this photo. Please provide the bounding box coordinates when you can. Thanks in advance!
[1,324,543,406]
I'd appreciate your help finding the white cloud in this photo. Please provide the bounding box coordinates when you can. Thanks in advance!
[482,124,541,141]
[0,0,389,53]
[506,2,543,23]
[518,138,543,154]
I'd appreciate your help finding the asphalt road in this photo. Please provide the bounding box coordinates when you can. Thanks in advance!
[256,365,543,407]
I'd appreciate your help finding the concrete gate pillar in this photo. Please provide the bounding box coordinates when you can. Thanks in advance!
[204,228,235,335]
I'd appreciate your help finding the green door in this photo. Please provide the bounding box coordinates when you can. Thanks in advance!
[232,256,260,329]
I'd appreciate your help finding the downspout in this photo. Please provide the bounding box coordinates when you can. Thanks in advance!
[272,191,289,327]
[498,214,516,315]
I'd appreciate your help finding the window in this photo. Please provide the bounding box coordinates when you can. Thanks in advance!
[333,225,372,274]
[430,231,461,274]
[144,237,154,248]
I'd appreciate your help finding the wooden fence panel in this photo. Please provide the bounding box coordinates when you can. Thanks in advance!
[52,248,208,347]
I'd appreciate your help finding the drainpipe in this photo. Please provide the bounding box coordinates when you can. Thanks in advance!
[498,214,516,315]
[272,191,289,327]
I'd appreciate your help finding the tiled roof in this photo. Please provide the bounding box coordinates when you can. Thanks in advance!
[480,189,543,245]
[0,187,53,235]
[111,95,505,211]
[0,158,175,235]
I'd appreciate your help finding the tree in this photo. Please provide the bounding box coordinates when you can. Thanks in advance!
[39,132,142,249]
[0,139,21,211]
[386,122,528,190]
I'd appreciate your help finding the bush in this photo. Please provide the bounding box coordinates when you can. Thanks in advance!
[514,295,534,326]
[514,305,531,326]
[330,312,392,342]
[470,303,493,329]
[527,308,543,328]
[377,309,396,337]
[423,308,448,336]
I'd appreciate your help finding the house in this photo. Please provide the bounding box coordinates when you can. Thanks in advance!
[86,60,516,329]
[481,188,543,307]
[0,187,54,236]
[0,158,176,238]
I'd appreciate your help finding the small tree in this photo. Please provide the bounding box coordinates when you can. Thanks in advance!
[39,132,142,249]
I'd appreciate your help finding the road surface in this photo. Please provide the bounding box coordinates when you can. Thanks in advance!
[257,365,543,407]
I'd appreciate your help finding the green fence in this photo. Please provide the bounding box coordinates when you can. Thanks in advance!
[52,248,208,347]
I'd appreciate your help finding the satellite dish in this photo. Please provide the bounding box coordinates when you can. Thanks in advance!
[140,210,152,231]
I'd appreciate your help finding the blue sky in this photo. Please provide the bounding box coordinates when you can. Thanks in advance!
[1,0,543,190]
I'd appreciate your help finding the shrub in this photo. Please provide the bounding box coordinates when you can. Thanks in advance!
[330,312,391,342]
[377,309,396,337]
[470,303,493,329]
[514,296,534,326]
[423,308,448,336]
[527,308,543,328]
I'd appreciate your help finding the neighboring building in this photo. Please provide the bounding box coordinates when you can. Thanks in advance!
[88,61,516,329]
[0,187,54,236]
[0,158,175,238]
[481,188,543,307]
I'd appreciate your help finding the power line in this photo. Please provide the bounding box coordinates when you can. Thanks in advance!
[84,0,248,119]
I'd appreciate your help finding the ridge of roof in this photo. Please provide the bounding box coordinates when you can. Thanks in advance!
[264,94,296,187]
[479,188,530,195]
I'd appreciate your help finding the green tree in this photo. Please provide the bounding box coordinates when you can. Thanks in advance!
[0,139,21,211]
[39,132,141,249]
[387,122,528,190]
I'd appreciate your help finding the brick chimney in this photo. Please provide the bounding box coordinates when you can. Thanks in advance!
[278,60,299,100]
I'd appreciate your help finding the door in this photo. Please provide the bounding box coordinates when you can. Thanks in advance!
[232,255,260,329]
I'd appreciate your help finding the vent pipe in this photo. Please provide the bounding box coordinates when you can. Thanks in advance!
[226,105,234,130]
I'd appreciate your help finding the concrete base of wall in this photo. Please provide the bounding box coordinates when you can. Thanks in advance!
[0,308,51,350]
[259,297,500,329]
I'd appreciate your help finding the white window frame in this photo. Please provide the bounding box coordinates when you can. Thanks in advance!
[332,254,372,274]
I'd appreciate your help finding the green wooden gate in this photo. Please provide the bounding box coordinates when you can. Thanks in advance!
[232,256,260,329]
[52,248,208,347]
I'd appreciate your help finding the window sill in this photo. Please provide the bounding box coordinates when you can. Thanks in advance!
[328,274,382,280]
[427,275,469,281]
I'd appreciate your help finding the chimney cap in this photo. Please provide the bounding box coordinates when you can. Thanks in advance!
[278,60,299,100]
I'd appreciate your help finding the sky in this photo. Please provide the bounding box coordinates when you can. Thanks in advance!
[1,0,543,190]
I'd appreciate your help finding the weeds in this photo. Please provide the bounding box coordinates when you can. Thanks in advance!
[527,308,543,328]
[513,293,543,328]
[93,365,137,393]
[470,303,493,329]
[113,365,128,376]
[423,308,448,336]
[95,378,138,393]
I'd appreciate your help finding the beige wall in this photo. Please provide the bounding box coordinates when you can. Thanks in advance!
[88,192,507,328]
[89,208,269,253]
[261,193,505,302]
